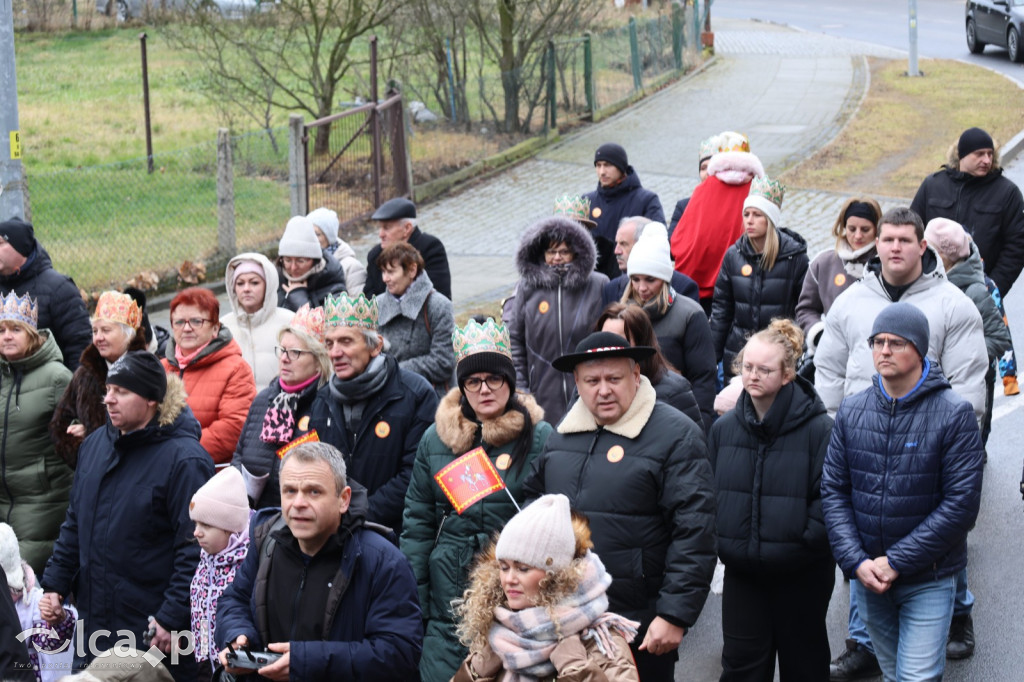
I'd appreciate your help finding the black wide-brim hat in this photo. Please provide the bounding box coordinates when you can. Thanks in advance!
[552,331,655,372]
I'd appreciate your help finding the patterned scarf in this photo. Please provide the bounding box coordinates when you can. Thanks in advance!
[487,552,640,682]
[190,523,252,665]
[260,374,320,443]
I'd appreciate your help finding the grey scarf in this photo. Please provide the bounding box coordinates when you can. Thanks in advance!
[328,354,390,435]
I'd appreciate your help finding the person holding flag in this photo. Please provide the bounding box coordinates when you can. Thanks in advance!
[400,316,553,682]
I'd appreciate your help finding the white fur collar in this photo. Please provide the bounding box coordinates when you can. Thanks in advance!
[557,375,657,439]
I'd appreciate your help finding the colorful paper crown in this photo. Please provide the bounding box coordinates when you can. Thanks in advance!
[552,194,593,224]
[93,291,142,329]
[0,291,38,329]
[325,293,378,330]
[699,136,717,160]
[290,303,326,344]
[714,131,751,154]
[452,317,512,364]
[749,175,786,209]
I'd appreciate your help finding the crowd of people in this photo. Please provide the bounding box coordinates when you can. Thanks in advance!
[0,124,1019,682]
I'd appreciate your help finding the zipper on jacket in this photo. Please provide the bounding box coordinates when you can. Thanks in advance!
[433,511,450,549]
[574,429,603,496]
[879,396,898,549]
[289,563,308,641]
[557,279,567,405]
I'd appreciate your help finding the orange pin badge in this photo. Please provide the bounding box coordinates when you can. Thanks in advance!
[834,273,846,287]
[539,300,550,314]
[593,207,602,218]
[741,264,753,277]
[297,415,310,432]
[495,454,511,470]
[607,445,624,463]
[375,421,391,438]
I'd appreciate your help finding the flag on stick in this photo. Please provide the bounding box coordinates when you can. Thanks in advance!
[434,447,507,514]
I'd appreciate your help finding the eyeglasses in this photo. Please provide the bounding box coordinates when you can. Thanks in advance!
[463,375,506,392]
[740,364,778,379]
[275,346,314,361]
[172,318,210,329]
[545,248,573,258]
[869,337,909,353]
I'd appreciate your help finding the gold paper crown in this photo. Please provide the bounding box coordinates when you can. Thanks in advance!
[324,293,378,330]
[0,291,38,329]
[749,175,786,209]
[452,317,512,364]
[290,303,326,344]
[552,194,593,223]
[715,131,751,154]
[93,291,142,329]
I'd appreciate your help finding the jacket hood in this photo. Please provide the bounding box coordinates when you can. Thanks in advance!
[164,325,238,369]
[1,329,63,372]
[157,373,190,427]
[944,241,986,290]
[333,240,357,262]
[871,357,950,409]
[377,271,434,326]
[736,374,826,439]
[594,166,641,198]
[224,252,282,325]
[943,143,1002,173]
[707,151,765,186]
[864,242,946,284]
[515,216,598,290]
[737,226,808,260]
[434,387,545,454]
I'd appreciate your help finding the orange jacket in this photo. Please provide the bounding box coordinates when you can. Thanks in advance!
[162,329,256,465]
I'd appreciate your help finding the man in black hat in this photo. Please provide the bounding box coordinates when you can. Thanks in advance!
[364,197,452,300]
[0,217,91,371]
[582,143,665,278]
[39,352,213,681]
[910,127,1024,297]
[524,331,716,682]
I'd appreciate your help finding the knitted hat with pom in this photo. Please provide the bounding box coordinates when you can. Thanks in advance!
[495,494,575,571]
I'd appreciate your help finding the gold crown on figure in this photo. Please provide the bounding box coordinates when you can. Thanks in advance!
[452,317,512,364]
[290,304,326,343]
[748,175,786,209]
[0,291,38,329]
[93,291,142,329]
[714,131,751,154]
[325,293,378,330]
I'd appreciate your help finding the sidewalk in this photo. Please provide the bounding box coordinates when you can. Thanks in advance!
[349,18,908,316]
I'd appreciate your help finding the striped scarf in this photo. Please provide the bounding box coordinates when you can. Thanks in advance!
[487,551,639,681]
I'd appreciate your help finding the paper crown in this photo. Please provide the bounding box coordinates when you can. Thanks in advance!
[325,293,378,330]
[0,292,38,329]
[452,317,512,364]
[93,291,142,329]
[699,136,717,160]
[290,303,326,344]
[714,131,751,154]
[552,194,593,223]
[749,175,786,209]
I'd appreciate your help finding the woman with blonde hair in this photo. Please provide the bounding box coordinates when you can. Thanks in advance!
[709,318,834,681]
[710,176,808,382]
[452,494,640,682]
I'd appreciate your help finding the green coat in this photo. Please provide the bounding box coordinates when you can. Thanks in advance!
[400,388,552,682]
[0,330,73,574]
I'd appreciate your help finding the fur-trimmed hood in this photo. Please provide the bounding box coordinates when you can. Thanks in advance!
[707,151,765,186]
[515,216,598,291]
[157,373,189,427]
[557,375,656,438]
[434,387,545,454]
[943,142,1003,172]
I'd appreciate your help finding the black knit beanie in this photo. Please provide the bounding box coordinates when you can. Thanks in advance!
[107,351,167,403]
[957,127,994,159]
[0,217,36,257]
[594,143,629,175]
[457,351,516,393]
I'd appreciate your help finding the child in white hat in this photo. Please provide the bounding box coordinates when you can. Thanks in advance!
[188,467,253,679]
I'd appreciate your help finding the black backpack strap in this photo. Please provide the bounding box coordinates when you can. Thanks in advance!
[252,512,287,641]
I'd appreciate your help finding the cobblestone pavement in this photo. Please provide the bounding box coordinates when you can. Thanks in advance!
[350,18,915,315]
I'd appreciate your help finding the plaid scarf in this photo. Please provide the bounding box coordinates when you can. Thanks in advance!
[488,551,639,681]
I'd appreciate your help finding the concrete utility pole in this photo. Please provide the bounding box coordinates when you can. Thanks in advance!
[0,0,26,219]
[907,0,922,76]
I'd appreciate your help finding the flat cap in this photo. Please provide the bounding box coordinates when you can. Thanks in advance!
[371,197,416,221]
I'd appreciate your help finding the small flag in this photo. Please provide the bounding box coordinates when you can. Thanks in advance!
[276,430,320,459]
[434,447,506,514]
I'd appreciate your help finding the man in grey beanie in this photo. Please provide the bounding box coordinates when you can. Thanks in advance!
[822,301,983,682]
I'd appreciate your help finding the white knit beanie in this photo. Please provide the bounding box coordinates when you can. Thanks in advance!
[189,467,250,534]
[278,216,324,260]
[0,523,24,593]
[495,494,575,570]
[307,207,340,246]
[626,221,674,283]
[743,195,782,229]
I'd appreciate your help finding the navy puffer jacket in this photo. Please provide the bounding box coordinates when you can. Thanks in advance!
[821,360,984,583]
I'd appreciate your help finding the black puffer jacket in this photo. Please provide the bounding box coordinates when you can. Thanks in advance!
[910,165,1024,296]
[277,248,348,311]
[583,167,665,244]
[0,242,91,371]
[510,217,609,425]
[710,228,809,378]
[709,377,833,573]
[822,360,984,583]
[653,370,704,432]
[524,378,716,629]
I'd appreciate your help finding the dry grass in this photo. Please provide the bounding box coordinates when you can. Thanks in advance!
[782,58,1024,198]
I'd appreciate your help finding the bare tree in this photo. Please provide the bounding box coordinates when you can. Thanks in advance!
[164,0,398,155]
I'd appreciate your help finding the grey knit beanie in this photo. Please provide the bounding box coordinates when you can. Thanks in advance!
[495,494,575,571]
[870,302,929,358]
